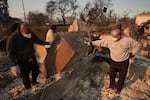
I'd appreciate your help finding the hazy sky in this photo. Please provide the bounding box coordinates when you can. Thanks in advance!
[8,0,150,18]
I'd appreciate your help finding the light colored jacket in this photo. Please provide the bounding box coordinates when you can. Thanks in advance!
[92,36,141,62]
[45,29,55,48]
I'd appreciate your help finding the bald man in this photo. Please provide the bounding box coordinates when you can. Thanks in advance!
[92,29,141,93]
[7,22,54,89]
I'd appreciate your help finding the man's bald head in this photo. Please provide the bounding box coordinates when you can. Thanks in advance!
[19,22,31,34]
[110,29,122,41]
[111,29,121,38]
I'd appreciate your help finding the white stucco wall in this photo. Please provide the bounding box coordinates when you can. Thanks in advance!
[136,15,150,26]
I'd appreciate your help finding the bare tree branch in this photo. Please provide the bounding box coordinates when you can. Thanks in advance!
[46,0,78,24]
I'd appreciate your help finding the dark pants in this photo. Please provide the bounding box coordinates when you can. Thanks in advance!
[18,56,39,89]
[109,59,129,91]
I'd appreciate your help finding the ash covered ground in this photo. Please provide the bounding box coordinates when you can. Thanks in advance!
[0,55,150,100]
[63,60,150,100]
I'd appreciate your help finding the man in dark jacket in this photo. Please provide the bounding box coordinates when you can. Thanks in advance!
[7,22,53,89]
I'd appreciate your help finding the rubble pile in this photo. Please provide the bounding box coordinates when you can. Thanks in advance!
[0,54,150,100]
[0,73,44,100]
[0,18,150,100]
[63,62,106,100]
[63,55,150,100]
[139,38,150,58]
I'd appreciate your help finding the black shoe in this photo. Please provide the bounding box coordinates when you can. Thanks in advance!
[109,85,116,90]
[31,81,39,85]
[25,85,31,89]
[116,90,121,94]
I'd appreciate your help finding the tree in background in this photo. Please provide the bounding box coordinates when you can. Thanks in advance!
[80,0,112,23]
[0,0,9,30]
[122,9,132,18]
[46,0,78,24]
[0,0,9,17]
[107,9,118,22]
[27,11,49,26]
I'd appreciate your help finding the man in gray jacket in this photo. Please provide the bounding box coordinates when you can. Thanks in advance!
[92,29,141,93]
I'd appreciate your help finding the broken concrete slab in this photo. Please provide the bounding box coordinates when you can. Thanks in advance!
[68,19,90,32]
[139,50,150,58]
[45,32,92,77]
[139,82,150,96]
[128,55,150,79]
[29,55,95,100]
[127,87,148,100]
[55,38,75,72]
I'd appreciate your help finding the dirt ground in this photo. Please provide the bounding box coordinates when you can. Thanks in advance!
[0,54,150,100]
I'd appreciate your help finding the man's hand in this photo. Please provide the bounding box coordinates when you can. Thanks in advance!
[129,53,135,58]
[49,41,54,45]
[10,65,21,77]
[84,38,92,46]
[84,41,92,46]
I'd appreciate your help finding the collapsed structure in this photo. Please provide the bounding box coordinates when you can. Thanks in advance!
[0,14,150,100]
[136,12,150,26]
[135,12,150,58]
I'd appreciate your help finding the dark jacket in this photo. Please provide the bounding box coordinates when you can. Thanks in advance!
[7,32,49,65]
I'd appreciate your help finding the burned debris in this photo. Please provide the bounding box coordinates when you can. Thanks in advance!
[0,4,150,99]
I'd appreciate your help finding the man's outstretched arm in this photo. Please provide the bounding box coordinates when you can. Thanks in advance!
[92,37,109,48]
[32,33,54,45]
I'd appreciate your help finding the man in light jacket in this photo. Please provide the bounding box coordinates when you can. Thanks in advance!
[92,29,141,93]
[45,25,56,48]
